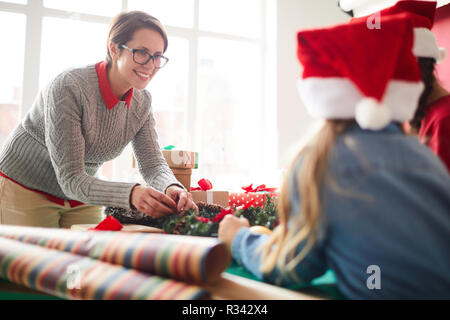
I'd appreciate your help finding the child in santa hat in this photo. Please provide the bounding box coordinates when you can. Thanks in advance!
[219,14,450,299]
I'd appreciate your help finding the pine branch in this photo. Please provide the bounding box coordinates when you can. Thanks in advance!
[105,194,278,237]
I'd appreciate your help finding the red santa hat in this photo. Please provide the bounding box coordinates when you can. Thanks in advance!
[297,14,424,130]
[352,0,447,63]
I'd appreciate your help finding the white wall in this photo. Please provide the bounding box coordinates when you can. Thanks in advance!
[276,0,349,168]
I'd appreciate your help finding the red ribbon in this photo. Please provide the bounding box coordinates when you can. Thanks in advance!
[242,184,277,193]
[88,216,123,231]
[194,215,212,223]
[212,208,234,223]
[191,178,213,191]
[194,208,234,224]
[242,198,257,210]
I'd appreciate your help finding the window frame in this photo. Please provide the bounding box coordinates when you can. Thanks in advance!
[0,0,277,186]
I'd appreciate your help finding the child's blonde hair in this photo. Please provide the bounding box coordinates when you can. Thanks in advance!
[260,119,355,277]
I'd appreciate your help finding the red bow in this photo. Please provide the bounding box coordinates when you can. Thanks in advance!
[212,208,234,223]
[242,198,257,210]
[191,178,213,191]
[242,184,277,193]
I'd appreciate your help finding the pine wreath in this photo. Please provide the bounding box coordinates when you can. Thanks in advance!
[105,194,279,237]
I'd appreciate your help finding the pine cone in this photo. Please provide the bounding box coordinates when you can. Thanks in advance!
[197,202,224,214]
[173,220,186,235]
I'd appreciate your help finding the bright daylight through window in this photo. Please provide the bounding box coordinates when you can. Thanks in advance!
[0,0,276,191]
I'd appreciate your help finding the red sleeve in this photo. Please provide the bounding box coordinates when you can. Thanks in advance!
[428,115,450,172]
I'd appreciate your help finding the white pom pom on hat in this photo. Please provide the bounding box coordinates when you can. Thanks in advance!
[355,98,392,130]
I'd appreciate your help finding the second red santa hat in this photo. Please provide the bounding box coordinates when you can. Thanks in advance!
[352,0,447,63]
[297,14,424,130]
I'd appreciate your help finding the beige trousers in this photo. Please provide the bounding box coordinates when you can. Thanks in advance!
[0,176,104,228]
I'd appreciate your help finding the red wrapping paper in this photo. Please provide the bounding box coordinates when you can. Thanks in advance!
[89,216,123,231]
[229,184,278,208]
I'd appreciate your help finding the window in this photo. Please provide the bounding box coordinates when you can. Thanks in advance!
[199,0,262,38]
[0,10,26,148]
[196,37,264,188]
[128,0,194,29]
[0,0,277,191]
[2,0,26,4]
[148,37,190,149]
[43,0,121,17]
[40,17,108,87]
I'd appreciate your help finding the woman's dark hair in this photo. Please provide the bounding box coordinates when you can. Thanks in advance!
[410,57,436,131]
[106,11,168,66]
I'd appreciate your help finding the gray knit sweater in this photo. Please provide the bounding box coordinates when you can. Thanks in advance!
[0,64,182,209]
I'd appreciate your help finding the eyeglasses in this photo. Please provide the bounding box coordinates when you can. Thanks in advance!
[121,44,169,68]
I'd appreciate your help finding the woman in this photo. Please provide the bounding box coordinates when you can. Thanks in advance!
[347,0,450,171]
[0,11,197,228]
[410,57,450,171]
[218,16,450,299]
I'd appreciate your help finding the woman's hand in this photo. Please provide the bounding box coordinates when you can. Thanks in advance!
[218,215,250,249]
[165,185,199,215]
[130,185,177,218]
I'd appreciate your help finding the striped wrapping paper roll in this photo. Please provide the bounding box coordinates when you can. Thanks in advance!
[0,225,230,283]
[0,237,207,300]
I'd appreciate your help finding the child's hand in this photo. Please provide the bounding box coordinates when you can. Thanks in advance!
[218,215,250,249]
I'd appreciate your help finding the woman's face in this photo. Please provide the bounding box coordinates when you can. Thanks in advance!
[112,28,165,91]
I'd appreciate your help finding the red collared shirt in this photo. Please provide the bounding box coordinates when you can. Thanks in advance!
[419,95,450,172]
[95,61,134,110]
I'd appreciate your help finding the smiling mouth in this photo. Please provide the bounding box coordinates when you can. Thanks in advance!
[135,70,151,79]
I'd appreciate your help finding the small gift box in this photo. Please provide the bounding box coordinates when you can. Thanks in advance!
[171,168,192,191]
[190,179,229,207]
[229,184,278,208]
[162,146,198,169]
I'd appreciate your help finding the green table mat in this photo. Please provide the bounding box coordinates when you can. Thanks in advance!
[0,279,62,300]
[225,260,346,300]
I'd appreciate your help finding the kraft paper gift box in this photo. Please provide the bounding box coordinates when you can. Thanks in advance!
[171,168,192,191]
[131,152,194,190]
[162,150,198,169]
[190,190,230,208]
